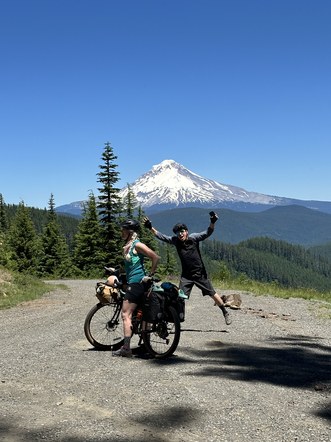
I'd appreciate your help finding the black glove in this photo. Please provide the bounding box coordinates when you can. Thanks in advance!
[209,211,218,223]
[143,217,152,229]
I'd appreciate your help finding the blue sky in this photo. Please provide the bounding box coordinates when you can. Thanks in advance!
[1,0,330,209]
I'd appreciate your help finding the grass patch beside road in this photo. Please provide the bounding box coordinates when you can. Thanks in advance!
[215,275,331,304]
[216,277,331,319]
[0,268,66,310]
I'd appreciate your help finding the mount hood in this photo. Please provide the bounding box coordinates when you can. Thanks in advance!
[56,159,331,215]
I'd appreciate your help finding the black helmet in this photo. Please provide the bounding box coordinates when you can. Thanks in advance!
[121,219,140,232]
[172,223,188,234]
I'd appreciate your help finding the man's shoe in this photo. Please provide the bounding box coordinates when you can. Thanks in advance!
[112,347,133,358]
[178,289,189,299]
[223,311,232,326]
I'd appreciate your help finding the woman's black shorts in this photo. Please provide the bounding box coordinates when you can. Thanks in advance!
[124,283,145,304]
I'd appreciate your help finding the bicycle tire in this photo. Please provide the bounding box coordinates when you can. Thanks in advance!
[84,302,124,351]
[142,305,181,359]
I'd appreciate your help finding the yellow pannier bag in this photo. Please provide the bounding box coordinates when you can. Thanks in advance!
[95,282,119,304]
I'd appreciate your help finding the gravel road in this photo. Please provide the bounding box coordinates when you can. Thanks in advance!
[1,280,330,442]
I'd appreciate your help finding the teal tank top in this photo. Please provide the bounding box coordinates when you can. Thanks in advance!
[124,239,146,283]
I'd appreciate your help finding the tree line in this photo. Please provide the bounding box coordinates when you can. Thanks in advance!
[1,141,331,292]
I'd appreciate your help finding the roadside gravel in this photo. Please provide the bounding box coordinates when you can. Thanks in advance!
[0,280,330,442]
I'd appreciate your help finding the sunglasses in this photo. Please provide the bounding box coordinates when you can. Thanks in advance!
[176,229,187,236]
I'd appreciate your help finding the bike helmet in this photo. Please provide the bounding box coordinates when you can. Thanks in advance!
[172,223,188,234]
[121,219,140,232]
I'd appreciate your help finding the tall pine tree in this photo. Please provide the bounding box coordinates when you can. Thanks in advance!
[96,142,122,266]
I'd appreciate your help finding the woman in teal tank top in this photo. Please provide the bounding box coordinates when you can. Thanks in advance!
[113,219,160,357]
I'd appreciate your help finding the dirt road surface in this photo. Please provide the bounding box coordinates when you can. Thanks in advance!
[1,280,330,442]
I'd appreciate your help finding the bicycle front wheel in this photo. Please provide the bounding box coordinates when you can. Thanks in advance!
[142,305,181,359]
[84,302,124,351]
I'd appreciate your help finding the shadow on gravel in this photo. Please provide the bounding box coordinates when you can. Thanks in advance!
[314,400,331,421]
[186,334,331,388]
[0,406,199,442]
[133,405,200,437]
[182,333,331,422]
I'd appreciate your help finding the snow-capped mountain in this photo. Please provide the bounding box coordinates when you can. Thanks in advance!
[56,159,331,215]
[119,159,282,209]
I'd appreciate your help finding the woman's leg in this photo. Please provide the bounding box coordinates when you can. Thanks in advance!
[113,300,137,357]
[121,299,137,346]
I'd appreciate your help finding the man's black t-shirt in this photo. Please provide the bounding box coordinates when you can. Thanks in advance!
[155,227,213,279]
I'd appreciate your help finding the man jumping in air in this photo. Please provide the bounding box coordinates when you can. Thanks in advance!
[143,211,232,326]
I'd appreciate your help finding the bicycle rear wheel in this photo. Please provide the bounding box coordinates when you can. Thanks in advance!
[142,305,181,359]
[84,302,124,351]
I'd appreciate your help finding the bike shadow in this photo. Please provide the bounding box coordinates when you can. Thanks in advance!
[181,327,230,333]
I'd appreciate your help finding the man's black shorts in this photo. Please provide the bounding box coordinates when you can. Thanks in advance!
[179,276,216,298]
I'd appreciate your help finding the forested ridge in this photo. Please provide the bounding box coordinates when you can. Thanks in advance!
[202,237,331,292]
[147,205,331,247]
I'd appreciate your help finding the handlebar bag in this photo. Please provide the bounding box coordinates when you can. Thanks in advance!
[95,282,119,304]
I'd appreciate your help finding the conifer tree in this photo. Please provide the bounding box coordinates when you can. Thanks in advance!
[73,191,106,275]
[122,188,154,247]
[0,193,8,232]
[0,231,10,268]
[157,243,178,277]
[136,205,157,248]
[0,193,10,267]
[97,142,122,265]
[37,194,72,277]
[7,201,40,273]
[123,183,137,219]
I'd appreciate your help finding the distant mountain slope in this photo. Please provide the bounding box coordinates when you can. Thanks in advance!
[52,203,331,247]
[147,205,331,247]
[55,201,84,217]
